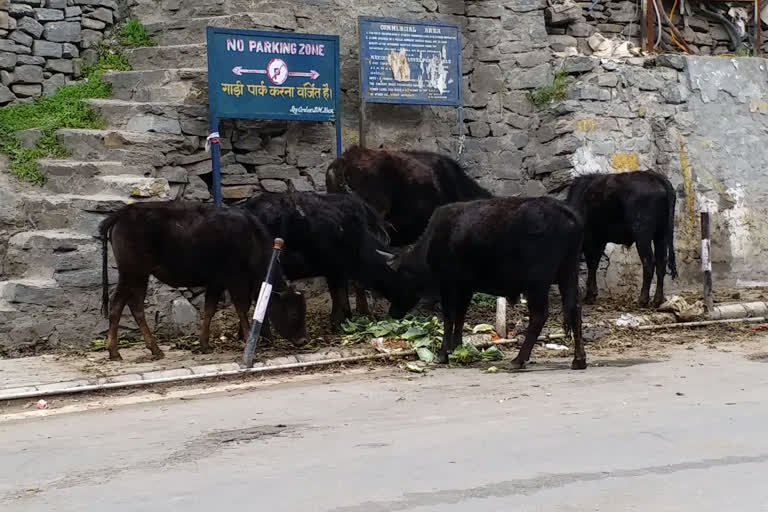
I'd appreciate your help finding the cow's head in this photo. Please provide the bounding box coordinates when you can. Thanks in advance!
[376,247,427,319]
[268,286,308,346]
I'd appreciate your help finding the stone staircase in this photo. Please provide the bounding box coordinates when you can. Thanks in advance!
[0,0,335,354]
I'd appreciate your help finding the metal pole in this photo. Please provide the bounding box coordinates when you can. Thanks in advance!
[211,139,222,205]
[359,101,367,148]
[495,297,507,339]
[243,238,284,368]
[701,212,713,313]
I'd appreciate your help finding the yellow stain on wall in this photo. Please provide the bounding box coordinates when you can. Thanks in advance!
[750,99,768,114]
[678,137,696,235]
[610,153,639,172]
[576,119,596,132]
[342,126,359,146]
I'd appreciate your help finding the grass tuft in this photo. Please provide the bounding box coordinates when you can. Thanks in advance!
[526,71,570,109]
[119,18,155,48]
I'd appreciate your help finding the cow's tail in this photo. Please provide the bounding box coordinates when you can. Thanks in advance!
[98,212,120,319]
[663,178,678,279]
[560,210,584,342]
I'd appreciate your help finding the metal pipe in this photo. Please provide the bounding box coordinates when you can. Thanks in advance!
[637,316,766,330]
[701,211,713,312]
[243,238,284,368]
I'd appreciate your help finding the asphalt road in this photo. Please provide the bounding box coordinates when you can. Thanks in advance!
[3,347,768,511]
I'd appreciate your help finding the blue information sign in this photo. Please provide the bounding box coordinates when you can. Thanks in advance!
[358,17,462,107]
[205,27,342,204]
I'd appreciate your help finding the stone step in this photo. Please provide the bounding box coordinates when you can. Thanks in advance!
[56,128,201,167]
[4,230,101,279]
[123,44,207,71]
[83,99,209,137]
[144,13,297,46]
[0,279,68,309]
[38,160,155,179]
[101,68,208,104]
[45,172,171,198]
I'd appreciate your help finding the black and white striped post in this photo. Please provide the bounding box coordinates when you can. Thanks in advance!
[701,212,713,313]
[243,238,284,368]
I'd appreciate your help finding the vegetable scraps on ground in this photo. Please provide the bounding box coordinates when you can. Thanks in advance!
[341,316,503,364]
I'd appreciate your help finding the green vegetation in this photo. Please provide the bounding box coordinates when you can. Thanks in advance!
[471,292,496,307]
[527,71,569,109]
[119,18,155,47]
[0,50,131,184]
[341,316,444,363]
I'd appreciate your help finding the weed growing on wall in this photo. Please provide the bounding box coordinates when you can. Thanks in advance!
[119,18,155,47]
[527,72,570,109]
[0,50,131,184]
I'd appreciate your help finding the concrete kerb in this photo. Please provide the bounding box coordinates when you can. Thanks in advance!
[0,338,528,402]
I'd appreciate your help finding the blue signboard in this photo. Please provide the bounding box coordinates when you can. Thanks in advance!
[205,27,342,204]
[358,17,462,107]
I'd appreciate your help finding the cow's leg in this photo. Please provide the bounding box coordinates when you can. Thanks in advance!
[355,285,371,316]
[651,234,667,308]
[327,276,351,333]
[125,277,163,360]
[437,287,458,364]
[511,287,548,370]
[198,288,220,354]
[583,241,604,305]
[635,237,655,308]
[449,290,473,354]
[106,280,130,361]
[229,283,252,346]
[559,268,587,370]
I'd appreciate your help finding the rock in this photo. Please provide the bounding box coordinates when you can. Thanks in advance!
[288,177,314,192]
[10,30,33,47]
[598,73,618,87]
[470,64,503,94]
[88,7,112,23]
[0,40,19,53]
[563,56,595,74]
[171,297,198,332]
[47,0,68,8]
[80,28,102,48]
[182,175,210,200]
[530,154,572,175]
[17,55,44,65]
[11,83,42,97]
[158,166,188,183]
[125,115,182,135]
[42,21,80,42]
[81,17,105,30]
[61,42,78,58]
[9,4,34,18]
[221,173,261,186]
[662,84,688,104]
[16,127,43,148]
[184,158,213,175]
[506,63,551,90]
[222,163,247,175]
[0,51,17,70]
[261,179,288,193]
[609,1,638,22]
[597,23,623,33]
[545,5,582,26]
[254,164,299,179]
[549,35,578,52]
[45,58,72,74]
[0,11,7,31]
[42,73,65,95]
[567,22,595,37]
[687,16,708,32]
[17,16,44,38]
[34,8,64,21]
[1,70,12,86]
[0,83,16,104]
[32,40,62,57]
[64,6,81,17]
[221,185,258,199]
[514,50,550,68]
[13,64,43,83]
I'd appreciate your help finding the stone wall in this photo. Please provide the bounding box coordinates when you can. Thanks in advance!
[0,0,119,104]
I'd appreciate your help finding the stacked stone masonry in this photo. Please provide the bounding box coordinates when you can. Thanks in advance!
[0,0,120,104]
[2,0,768,355]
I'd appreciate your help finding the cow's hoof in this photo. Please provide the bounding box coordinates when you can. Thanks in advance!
[638,299,650,308]
[571,358,587,370]
[651,297,665,309]
[437,352,449,364]
[583,295,597,305]
[197,346,214,355]
[150,350,165,360]
[108,352,123,362]
[510,357,526,370]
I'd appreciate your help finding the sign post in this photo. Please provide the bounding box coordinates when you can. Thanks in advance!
[206,27,342,204]
[357,16,463,150]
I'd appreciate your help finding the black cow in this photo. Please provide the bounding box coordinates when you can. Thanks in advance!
[379,196,587,369]
[242,190,399,331]
[99,201,307,361]
[566,171,678,308]
[326,145,493,314]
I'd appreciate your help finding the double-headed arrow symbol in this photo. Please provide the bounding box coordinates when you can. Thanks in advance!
[232,66,320,80]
